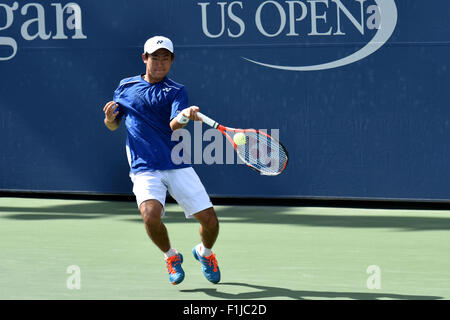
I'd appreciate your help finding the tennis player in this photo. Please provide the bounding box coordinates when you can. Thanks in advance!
[103,36,220,285]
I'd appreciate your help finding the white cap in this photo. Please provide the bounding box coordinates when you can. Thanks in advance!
[144,36,174,55]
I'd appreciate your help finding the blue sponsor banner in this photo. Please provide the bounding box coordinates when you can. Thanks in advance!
[1,1,450,200]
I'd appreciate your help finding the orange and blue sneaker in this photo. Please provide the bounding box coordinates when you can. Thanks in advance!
[192,247,221,284]
[165,253,185,285]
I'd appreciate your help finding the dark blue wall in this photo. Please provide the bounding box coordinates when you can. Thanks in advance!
[1,1,449,201]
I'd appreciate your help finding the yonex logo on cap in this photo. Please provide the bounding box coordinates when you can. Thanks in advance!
[144,36,174,54]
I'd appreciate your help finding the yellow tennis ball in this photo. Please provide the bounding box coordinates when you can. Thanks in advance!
[233,132,247,145]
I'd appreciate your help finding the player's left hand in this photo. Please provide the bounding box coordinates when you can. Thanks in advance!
[181,106,201,121]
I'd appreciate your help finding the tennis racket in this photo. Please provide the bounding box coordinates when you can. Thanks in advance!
[196,111,288,176]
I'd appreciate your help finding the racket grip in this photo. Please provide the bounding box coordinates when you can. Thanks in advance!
[197,112,219,129]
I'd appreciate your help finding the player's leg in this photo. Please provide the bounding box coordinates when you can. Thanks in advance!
[139,199,170,252]
[193,207,219,251]
[131,171,184,285]
[164,167,221,283]
[192,206,221,283]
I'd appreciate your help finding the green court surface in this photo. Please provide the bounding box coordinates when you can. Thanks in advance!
[0,197,449,300]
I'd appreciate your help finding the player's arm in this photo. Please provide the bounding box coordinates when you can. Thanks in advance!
[103,101,121,131]
[170,106,201,131]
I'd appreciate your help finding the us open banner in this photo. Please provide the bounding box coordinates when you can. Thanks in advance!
[1,1,450,201]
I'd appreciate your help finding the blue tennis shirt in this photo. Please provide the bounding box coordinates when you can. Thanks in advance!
[113,75,191,174]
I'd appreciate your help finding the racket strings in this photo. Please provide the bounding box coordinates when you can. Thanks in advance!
[234,130,288,175]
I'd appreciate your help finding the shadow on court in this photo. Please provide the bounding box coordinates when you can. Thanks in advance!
[164,207,450,231]
[1,200,450,231]
[180,282,443,300]
[0,201,137,220]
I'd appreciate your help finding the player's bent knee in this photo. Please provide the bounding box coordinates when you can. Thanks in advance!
[141,212,161,227]
[195,207,219,229]
[139,200,163,226]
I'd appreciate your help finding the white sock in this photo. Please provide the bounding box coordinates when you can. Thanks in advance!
[196,243,212,257]
[164,248,178,259]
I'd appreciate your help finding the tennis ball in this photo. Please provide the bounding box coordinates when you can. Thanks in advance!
[233,132,247,145]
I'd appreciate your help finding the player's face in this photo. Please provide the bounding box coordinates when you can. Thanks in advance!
[143,49,174,83]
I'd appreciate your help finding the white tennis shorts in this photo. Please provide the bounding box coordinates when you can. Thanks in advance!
[130,167,213,219]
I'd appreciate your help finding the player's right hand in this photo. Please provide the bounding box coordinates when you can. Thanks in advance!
[103,101,119,123]
[181,105,201,121]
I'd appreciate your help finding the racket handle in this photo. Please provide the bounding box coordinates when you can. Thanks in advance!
[197,112,219,129]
